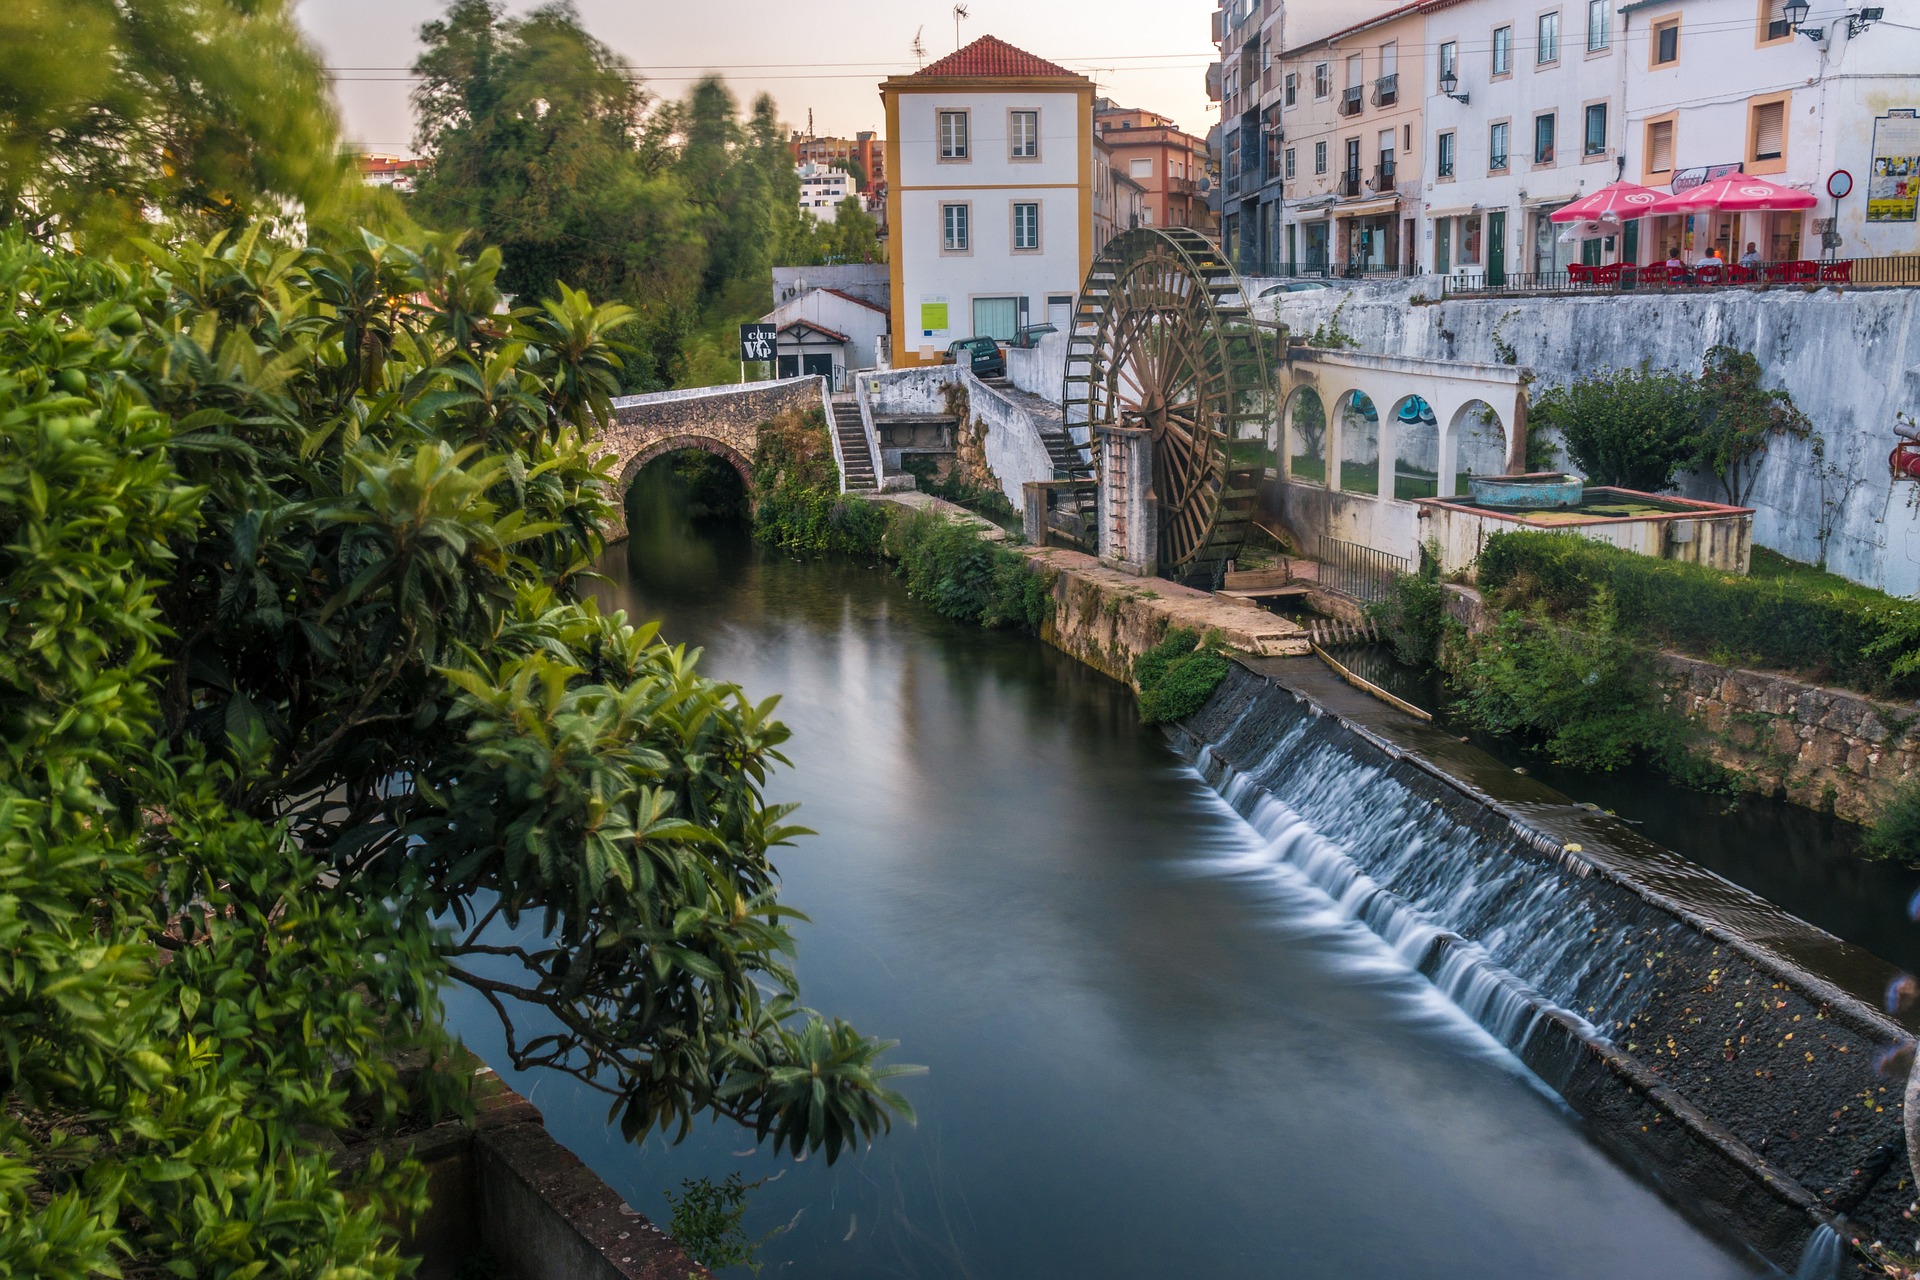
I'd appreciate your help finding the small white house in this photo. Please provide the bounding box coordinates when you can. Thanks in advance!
[798,162,856,221]
[880,35,1097,366]
[760,287,892,387]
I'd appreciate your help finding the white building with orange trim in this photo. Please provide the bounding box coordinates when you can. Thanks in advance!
[880,36,1096,367]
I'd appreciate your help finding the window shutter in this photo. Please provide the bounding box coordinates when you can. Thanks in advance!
[1650,120,1674,172]
[1754,102,1785,159]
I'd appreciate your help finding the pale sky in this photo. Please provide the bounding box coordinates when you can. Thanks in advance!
[294,0,1255,155]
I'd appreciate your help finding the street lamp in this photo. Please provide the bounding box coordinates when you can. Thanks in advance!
[1782,0,1810,27]
[1438,70,1470,104]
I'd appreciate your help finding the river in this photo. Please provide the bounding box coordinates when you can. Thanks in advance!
[443,493,1756,1277]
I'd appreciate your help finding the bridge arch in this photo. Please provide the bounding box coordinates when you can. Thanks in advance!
[617,434,756,499]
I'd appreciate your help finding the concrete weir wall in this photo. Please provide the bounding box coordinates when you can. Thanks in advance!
[1263,282,1920,596]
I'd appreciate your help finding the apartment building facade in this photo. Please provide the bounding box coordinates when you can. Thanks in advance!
[1096,101,1216,234]
[790,131,887,195]
[880,36,1096,366]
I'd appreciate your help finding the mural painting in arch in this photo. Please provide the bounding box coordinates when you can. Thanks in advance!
[1338,391,1381,496]
[1450,401,1507,495]
[1286,387,1328,486]
[1388,394,1441,500]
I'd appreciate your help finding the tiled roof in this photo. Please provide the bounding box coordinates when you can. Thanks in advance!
[778,319,850,343]
[916,35,1079,79]
[822,288,890,316]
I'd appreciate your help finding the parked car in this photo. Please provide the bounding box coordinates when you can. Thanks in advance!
[1257,281,1333,298]
[946,336,1007,378]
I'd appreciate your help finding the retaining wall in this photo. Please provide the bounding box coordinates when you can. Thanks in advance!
[1262,281,1920,596]
[863,367,1059,511]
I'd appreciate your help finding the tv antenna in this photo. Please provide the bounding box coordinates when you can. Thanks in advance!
[911,25,927,66]
[953,3,969,49]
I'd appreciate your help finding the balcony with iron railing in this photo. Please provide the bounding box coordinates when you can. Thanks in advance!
[1339,86,1363,116]
[1372,161,1396,191]
[1371,73,1398,107]
[1339,168,1362,197]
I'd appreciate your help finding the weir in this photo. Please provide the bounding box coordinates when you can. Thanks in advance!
[1170,658,1916,1268]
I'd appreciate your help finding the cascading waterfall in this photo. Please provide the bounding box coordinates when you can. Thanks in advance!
[1176,675,1713,1069]
[1791,1224,1844,1280]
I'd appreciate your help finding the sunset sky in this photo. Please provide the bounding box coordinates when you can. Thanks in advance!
[294,0,1280,154]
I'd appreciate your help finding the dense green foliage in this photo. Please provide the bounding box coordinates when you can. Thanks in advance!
[1446,591,1685,772]
[1370,543,1448,667]
[1135,628,1231,726]
[1529,346,1810,499]
[665,1174,770,1273]
[408,1,880,391]
[1478,530,1920,694]
[0,226,913,1273]
[1865,779,1920,866]
[1529,366,1703,490]
[0,0,354,240]
[750,409,890,555]
[1693,345,1812,504]
[901,456,1019,524]
[883,508,1055,633]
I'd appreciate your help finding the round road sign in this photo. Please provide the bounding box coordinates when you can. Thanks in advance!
[1828,170,1854,199]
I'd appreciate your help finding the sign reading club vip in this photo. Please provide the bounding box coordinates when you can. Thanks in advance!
[738,323,777,363]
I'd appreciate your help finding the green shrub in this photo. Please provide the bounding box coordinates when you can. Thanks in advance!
[1135,627,1231,725]
[1446,589,1684,772]
[750,407,890,555]
[1478,530,1920,694]
[1370,542,1447,667]
[884,506,1053,633]
[1865,779,1920,866]
[1529,366,1703,490]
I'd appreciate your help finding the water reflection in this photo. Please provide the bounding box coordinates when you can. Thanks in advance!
[443,503,1753,1278]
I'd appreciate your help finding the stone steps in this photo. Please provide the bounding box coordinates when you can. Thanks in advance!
[830,395,878,491]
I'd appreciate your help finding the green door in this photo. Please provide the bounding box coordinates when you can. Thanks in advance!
[1581,236,1602,266]
[1437,219,1452,275]
[1488,211,1507,285]
[1622,220,1639,264]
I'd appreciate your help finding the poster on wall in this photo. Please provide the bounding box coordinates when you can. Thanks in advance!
[1867,110,1920,223]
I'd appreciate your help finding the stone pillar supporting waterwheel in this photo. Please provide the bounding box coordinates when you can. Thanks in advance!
[1062,227,1276,587]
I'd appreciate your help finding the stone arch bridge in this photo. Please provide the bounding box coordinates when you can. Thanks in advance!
[596,376,871,540]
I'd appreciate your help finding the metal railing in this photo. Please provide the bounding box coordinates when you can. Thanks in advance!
[1373,162,1396,190]
[1442,254,1920,297]
[1304,534,1411,605]
[1339,169,1362,197]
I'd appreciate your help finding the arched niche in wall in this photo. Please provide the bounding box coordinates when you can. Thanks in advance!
[1388,394,1440,501]
[1285,387,1328,487]
[1337,391,1380,495]
[1450,400,1507,495]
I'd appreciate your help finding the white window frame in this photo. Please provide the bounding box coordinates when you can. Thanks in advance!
[1587,0,1611,50]
[938,110,970,162]
[1009,109,1040,161]
[1537,10,1560,65]
[941,201,972,253]
[1012,201,1041,252]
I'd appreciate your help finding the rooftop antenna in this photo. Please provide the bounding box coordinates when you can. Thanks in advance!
[911,25,927,66]
[953,3,969,50]
[807,108,814,138]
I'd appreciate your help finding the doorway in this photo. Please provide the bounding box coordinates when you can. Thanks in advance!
[1488,210,1507,285]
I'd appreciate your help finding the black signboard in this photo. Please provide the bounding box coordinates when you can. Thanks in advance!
[738,323,777,363]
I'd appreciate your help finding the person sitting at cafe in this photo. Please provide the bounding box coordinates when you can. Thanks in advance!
[1694,246,1721,269]
[1739,242,1762,269]
[1665,247,1686,270]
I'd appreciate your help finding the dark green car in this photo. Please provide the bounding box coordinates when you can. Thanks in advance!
[946,336,1006,378]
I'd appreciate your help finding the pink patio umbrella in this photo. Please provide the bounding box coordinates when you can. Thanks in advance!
[1548,180,1665,224]
[1644,173,1819,215]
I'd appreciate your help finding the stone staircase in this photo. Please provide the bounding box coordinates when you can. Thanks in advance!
[830,392,878,491]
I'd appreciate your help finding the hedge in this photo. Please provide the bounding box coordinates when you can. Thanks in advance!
[1476,531,1920,695]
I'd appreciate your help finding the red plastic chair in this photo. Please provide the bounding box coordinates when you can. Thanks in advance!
[1695,263,1725,285]
[1568,263,1595,285]
[1637,264,1674,287]
[1726,264,1756,284]
[1769,260,1818,283]
[1820,260,1853,283]
[1594,263,1625,286]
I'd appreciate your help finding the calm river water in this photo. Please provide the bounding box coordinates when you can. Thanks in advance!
[444,500,1755,1278]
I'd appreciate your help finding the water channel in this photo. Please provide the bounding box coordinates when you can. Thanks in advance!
[445,476,1759,1277]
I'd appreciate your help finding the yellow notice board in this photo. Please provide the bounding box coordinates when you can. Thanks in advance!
[1868,111,1920,223]
[920,300,949,334]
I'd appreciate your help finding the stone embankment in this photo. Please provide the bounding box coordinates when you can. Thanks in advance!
[1444,582,1920,822]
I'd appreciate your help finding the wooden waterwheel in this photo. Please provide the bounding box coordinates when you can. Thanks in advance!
[1062,227,1274,584]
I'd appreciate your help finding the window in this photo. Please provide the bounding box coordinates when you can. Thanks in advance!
[1493,26,1512,74]
[1010,110,1038,159]
[1314,140,1328,173]
[1285,147,1297,179]
[1346,52,1363,89]
[1538,11,1559,63]
[941,202,969,252]
[972,298,1019,342]
[1584,102,1608,155]
[1750,98,1787,162]
[1285,72,1297,107]
[1129,156,1154,179]
[1439,41,1458,81]
[1314,62,1332,98]
[1404,123,1412,151]
[1646,118,1675,173]
[1762,0,1791,41]
[1013,202,1040,251]
[1588,0,1611,49]
[1534,112,1556,163]
[1653,18,1679,64]
[1490,120,1510,171]
[938,110,969,160]
[1438,131,1457,177]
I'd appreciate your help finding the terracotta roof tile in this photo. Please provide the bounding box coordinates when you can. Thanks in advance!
[916,35,1079,79]
[778,319,850,343]
[822,287,890,315]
